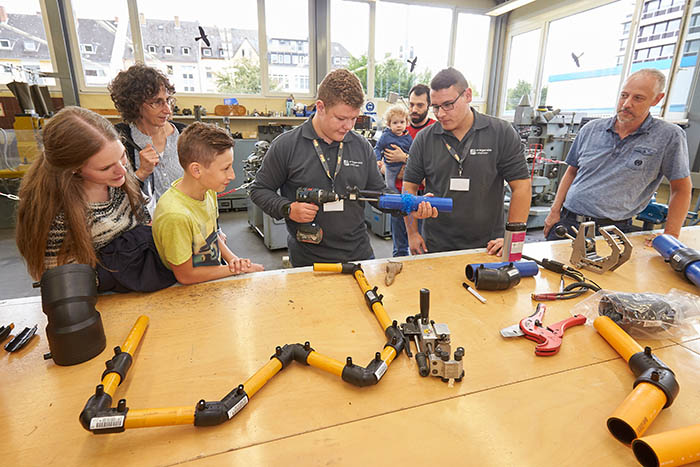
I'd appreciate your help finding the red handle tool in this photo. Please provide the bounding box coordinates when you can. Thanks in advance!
[519,304,586,356]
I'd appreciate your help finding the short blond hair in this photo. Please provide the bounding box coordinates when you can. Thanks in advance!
[383,105,408,126]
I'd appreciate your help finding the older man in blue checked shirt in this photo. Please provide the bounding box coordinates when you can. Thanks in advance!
[544,68,692,241]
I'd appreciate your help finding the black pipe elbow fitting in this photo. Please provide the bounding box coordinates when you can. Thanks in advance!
[79,384,113,431]
[101,346,133,385]
[384,323,405,355]
[79,384,129,433]
[341,355,387,387]
[194,384,249,427]
[339,263,362,274]
[629,347,680,408]
[271,342,314,368]
[473,264,521,291]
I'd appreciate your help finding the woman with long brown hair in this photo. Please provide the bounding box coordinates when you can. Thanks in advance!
[15,106,175,292]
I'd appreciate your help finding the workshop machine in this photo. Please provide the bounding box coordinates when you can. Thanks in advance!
[511,95,583,228]
[242,141,288,250]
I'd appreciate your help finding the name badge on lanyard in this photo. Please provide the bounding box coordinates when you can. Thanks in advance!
[443,133,474,192]
[450,178,470,191]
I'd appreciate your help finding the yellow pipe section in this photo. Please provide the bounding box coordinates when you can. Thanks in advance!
[103,315,150,397]
[120,315,150,355]
[124,407,194,428]
[594,316,670,444]
[242,358,283,398]
[593,316,643,363]
[313,263,343,273]
[307,351,345,376]
[633,424,700,467]
[380,346,397,367]
[608,382,668,443]
[353,269,393,331]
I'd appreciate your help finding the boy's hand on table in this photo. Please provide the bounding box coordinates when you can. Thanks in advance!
[228,258,265,274]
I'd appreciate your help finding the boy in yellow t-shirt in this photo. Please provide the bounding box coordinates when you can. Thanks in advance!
[153,122,263,285]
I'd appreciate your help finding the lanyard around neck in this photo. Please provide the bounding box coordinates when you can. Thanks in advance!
[442,131,475,177]
[312,139,343,190]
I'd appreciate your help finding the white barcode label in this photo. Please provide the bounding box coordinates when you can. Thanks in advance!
[373,361,388,381]
[90,415,125,430]
[227,395,249,419]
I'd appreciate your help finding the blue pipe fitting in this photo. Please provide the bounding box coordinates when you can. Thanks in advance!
[652,234,700,288]
[377,193,453,213]
[465,261,539,282]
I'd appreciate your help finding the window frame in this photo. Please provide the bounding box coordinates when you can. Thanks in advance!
[498,0,696,120]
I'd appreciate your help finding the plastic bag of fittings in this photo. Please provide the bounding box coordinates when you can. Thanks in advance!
[572,289,700,339]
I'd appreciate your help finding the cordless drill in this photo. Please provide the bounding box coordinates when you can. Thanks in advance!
[294,187,341,244]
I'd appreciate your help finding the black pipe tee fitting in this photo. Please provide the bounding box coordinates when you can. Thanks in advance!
[628,347,680,408]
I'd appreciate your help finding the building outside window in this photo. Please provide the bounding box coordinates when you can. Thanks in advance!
[0,0,57,86]
[330,0,368,92]
[137,0,259,94]
[266,0,310,94]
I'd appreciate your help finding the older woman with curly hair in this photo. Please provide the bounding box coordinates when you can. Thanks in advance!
[109,64,186,210]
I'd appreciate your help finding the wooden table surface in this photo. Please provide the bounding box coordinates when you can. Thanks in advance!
[2,228,699,466]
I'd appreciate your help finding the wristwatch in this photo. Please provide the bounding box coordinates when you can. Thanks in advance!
[282,202,292,219]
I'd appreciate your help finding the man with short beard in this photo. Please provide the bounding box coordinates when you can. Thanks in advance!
[381,84,436,256]
[543,68,691,241]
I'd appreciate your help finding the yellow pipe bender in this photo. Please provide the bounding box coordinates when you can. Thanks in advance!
[80,263,409,433]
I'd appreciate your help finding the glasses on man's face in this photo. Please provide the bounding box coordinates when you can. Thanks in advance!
[146,96,176,109]
[431,90,464,114]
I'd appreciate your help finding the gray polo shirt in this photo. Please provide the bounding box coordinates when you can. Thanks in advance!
[404,108,528,253]
[250,118,386,267]
[564,114,690,220]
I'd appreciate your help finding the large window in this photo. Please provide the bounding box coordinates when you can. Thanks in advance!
[666,8,700,120]
[0,0,56,87]
[502,0,698,120]
[330,0,369,92]
[71,0,134,87]
[137,0,259,94]
[540,1,636,115]
[453,13,492,101]
[503,29,541,114]
[373,2,451,98]
[265,0,310,95]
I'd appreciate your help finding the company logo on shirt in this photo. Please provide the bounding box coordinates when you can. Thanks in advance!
[470,148,492,156]
[344,160,363,168]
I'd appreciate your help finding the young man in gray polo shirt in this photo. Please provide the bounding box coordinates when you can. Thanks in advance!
[543,68,691,241]
[250,69,386,267]
[403,67,531,255]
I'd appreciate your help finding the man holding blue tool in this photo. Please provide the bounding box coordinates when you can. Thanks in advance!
[403,67,531,256]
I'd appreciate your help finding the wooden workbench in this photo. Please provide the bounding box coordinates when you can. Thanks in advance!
[2,229,699,466]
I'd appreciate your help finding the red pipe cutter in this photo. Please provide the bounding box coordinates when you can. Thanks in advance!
[500,303,586,356]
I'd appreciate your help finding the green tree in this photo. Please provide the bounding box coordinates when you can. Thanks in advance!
[215,58,264,94]
[374,56,432,99]
[346,54,432,98]
[348,55,368,93]
[506,79,532,110]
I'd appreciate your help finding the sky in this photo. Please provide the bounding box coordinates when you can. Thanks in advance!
[506,0,636,90]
